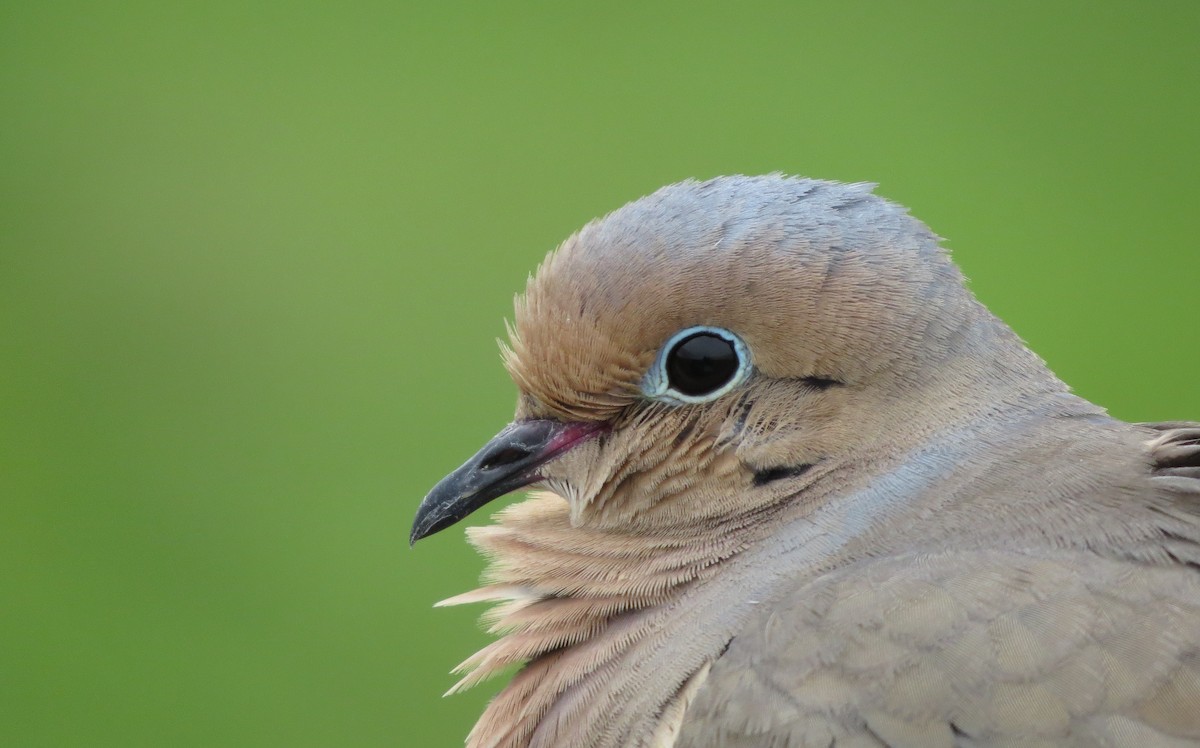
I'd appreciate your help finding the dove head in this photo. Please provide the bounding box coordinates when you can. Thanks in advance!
[412,175,1061,540]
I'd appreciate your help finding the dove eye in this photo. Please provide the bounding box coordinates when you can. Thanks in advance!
[667,334,739,395]
[643,326,751,404]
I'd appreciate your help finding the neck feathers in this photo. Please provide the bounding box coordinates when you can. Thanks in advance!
[439,491,765,748]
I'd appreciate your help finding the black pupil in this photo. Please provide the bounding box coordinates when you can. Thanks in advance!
[665,333,740,396]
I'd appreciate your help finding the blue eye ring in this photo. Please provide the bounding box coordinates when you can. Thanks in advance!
[641,326,751,404]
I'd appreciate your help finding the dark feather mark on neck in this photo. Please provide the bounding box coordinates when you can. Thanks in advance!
[752,463,815,487]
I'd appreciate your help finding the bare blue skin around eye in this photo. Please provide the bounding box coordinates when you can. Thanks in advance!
[640,325,752,405]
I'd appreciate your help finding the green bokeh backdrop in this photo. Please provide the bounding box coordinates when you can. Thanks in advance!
[3,2,1198,745]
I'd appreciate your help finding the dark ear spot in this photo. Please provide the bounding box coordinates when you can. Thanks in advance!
[752,464,814,487]
[799,376,842,390]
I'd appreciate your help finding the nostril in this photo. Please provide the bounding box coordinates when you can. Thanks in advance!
[479,445,533,471]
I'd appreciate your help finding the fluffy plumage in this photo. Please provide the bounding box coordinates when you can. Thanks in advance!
[417,175,1200,747]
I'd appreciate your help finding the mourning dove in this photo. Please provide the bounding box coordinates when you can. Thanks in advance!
[410,175,1200,747]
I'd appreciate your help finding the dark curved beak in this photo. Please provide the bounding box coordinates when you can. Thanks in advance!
[410,419,607,545]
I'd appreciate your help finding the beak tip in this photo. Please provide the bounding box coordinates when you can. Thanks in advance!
[408,515,433,546]
[409,503,460,545]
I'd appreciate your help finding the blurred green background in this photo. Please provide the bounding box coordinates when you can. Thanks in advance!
[2,1,1197,745]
